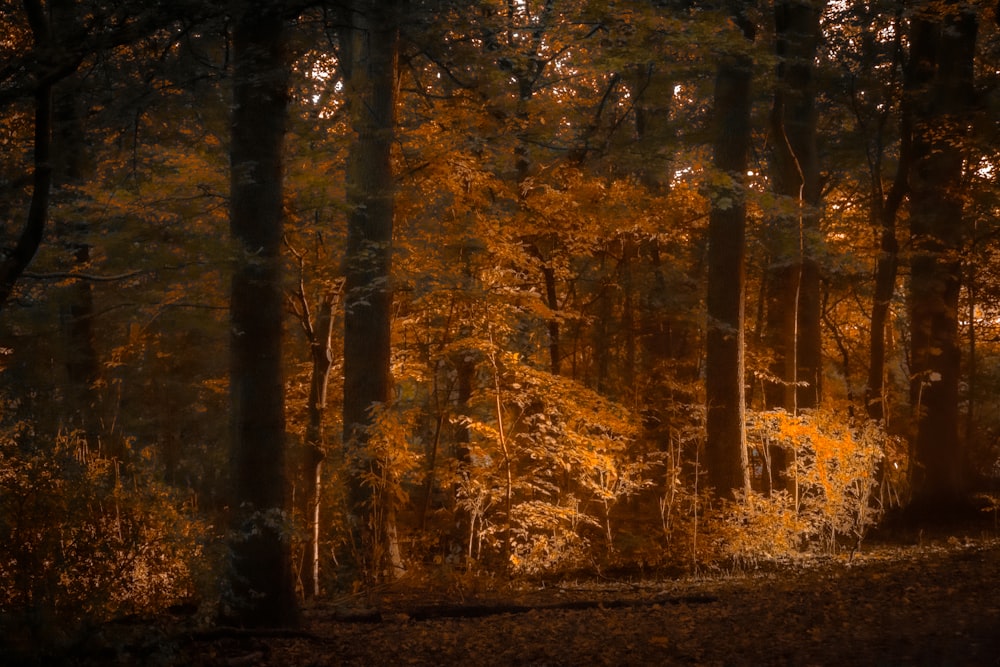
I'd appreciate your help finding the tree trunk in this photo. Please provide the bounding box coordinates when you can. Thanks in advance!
[705,2,755,501]
[541,264,561,375]
[628,62,674,191]
[226,0,297,627]
[49,0,102,453]
[306,288,338,598]
[339,0,404,582]
[906,2,978,511]
[762,0,824,492]
[764,0,825,413]
[299,281,340,599]
[861,5,909,424]
[866,193,904,423]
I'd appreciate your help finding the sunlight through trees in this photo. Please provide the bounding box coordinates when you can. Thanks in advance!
[1,0,1000,651]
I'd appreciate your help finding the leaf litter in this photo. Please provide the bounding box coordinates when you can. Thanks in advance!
[84,528,1000,666]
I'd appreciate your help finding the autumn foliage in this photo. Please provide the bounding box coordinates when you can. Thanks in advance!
[1,0,999,648]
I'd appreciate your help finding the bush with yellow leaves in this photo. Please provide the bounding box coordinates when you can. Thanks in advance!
[715,408,900,566]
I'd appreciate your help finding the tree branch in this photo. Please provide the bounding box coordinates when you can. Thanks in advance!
[22,270,144,283]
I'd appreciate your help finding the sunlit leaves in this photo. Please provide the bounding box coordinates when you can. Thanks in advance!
[744,408,898,553]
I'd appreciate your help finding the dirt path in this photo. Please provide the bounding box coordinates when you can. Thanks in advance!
[170,536,1000,666]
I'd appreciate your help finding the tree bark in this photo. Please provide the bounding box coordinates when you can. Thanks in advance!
[46,0,108,461]
[764,0,825,414]
[860,5,909,424]
[303,287,338,598]
[288,265,341,599]
[227,0,297,627]
[705,2,755,501]
[865,180,906,423]
[36,0,101,447]
[906,1,978,510]
[339,0,404,582]
[760,0,824,493]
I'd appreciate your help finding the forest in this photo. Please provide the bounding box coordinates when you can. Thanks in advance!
[2,0,1000,661]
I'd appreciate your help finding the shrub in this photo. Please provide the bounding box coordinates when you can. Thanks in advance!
[459,364,647,575]
[0,418,209,657]
[714,490,807,569]
[726,409,894,560]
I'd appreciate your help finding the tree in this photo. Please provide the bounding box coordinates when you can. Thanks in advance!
[763,0,825,415]
[226,0,298,626]
[705,0,755,500]
[287,241,343,599]
[849,1,909,424]
[339,0,404,581]
[906,0,978,510]
[755,0,825,495]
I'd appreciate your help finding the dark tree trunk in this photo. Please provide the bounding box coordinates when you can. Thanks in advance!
[705,2,755,501]
[764,0,825,413]
[50,0,102,451]
[339,0,403,582]
[226,0,297,627]
[761,0,824,492]
[593,255,613,394]
[906,2,978,511]
[861,5,909,424]
[866,184,906,423]
[540,264,561,375]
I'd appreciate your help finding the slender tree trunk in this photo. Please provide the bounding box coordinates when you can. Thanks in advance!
[705,1,755,501]
[620,238,637,402]
[906,1,978,511]
[966,272,977,449]
[452,326,476,556]
[593,254,613,394]
[299,281,340,599]
[226,0,297,627]
[340,0,403,582]
[305,289,338,598]
[541,265,561,375]
[286,243,341,598]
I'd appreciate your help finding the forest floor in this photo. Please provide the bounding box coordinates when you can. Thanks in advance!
[70,514,1000,666]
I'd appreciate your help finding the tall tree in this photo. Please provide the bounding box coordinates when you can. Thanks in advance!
[758,0,825,495]
[226,0,297,626]
[339,0,404,581]
[705,0,755,500]
[906,0,978,510]
[763,0,825,414]
[852,2,909,424]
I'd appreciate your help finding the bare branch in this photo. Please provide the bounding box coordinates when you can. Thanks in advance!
[22,270,144,283]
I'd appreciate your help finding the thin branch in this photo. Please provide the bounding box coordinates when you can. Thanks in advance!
[22,269,144,282]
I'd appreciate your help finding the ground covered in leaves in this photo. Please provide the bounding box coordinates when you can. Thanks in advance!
[65,522,1000,666]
